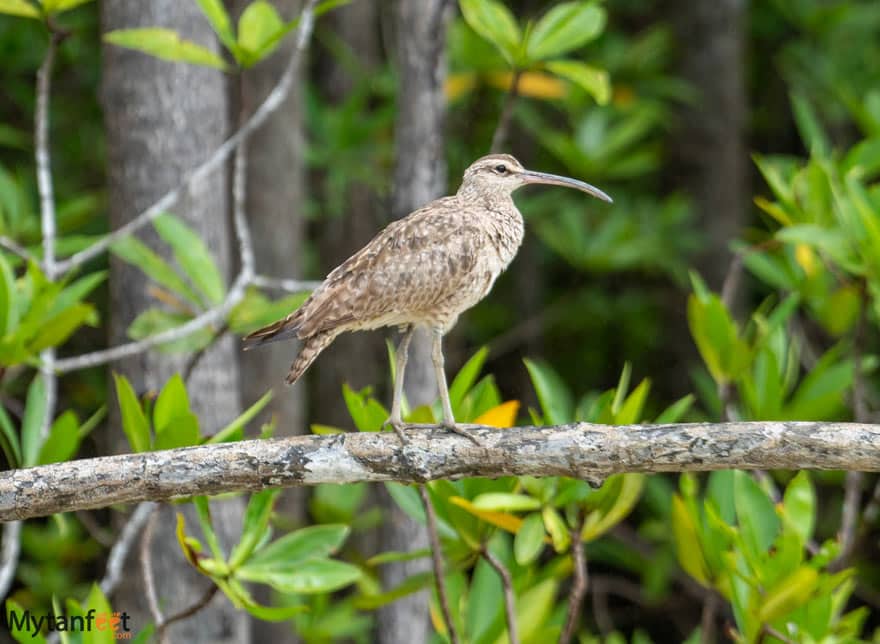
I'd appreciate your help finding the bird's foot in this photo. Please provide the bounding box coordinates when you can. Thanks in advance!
[441,422,485,447]
[382,417,410,446]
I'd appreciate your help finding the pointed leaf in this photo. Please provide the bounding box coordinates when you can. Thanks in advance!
[245,524,350,569]
[195,0,237,52]
[153,214,226,305]
[110,235,201,305]
[472,492,540,512]
[527,2,605,61]
[459,0,522,65]
[473,400,519,427]
[21,373,48,467]
[0,0,40,18]
[207,390,273,443]
[237,558,361,593]
[237,0,284,63]
[545,59,610,105]
[449,346,488,411]
[514,512,546,565]
[734,470,780,558]
[37,410,79,464]
[113,373,151,453]
[105,28,229,70]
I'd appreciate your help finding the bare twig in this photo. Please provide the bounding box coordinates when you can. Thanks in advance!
[836,283,870,569]
[251,274,321,293]
[36,33,59,279]
[419,485,459,644]
[53,0,318,276]
[182,323,229,385]
[590,576,614,635]
[4,422,880,522]
[761,624,797,644]
[700,593,718,644]
[490,70,522,153]
[0,237,35,263]
[482,546,518,644]
[140,506,164,626]
[156,584,218,641]
[100,502,157,596]
[559,517,587,644]
[0,520,21,598]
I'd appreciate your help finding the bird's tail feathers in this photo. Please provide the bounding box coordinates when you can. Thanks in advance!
[286,331,336,385]
[242,315,300,350]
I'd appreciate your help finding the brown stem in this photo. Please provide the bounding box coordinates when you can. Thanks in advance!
[419,485,460,644]
[156,584,219,641]
[700,593,718,644]
[490,70,522,153]
[761,624,797,644]
[482,546,519,644]
[559,518,587,644]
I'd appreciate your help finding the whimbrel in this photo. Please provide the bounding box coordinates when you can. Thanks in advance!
[243,154,611,441]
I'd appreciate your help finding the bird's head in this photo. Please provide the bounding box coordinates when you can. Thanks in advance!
[458,153,613,203]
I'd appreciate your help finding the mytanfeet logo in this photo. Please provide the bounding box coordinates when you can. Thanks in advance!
[4,608,133,639]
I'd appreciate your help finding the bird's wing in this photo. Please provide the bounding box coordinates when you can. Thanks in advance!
[294,197,484,337]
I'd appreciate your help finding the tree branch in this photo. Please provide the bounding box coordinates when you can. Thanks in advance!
[419,485,459,644]
[482,545,518,644]
[2,421,879,521]
[559,517,587,644]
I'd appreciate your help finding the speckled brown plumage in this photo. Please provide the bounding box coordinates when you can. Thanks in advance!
[243,154,611,439]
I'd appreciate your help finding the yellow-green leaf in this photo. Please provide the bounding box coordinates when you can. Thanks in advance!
[0,0,41,18]
[449,496,523,534]
[459,0,522,65]
[545,59,610,105]
[105,28,229,71]
[526,2,605,61]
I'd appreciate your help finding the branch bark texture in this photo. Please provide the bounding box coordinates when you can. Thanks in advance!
[2,421,878,522]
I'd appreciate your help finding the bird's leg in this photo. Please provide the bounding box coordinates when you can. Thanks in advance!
[385,325,414,442]
[431,328,483,446]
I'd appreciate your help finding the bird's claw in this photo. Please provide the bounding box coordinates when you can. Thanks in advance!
[441,422,484,446]
[383,417,410,445]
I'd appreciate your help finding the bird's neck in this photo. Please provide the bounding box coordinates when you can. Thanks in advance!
[456,183,516,211]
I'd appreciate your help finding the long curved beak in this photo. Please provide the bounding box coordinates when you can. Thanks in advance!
[519,170,613,203]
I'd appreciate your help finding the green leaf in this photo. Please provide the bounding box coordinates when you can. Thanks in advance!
[21,373,48,467]
[84,583,115,644]
[7,599,47,643]
[245,524,350,569]
[526,2,605,61]
[733,470,780,558]
[230,489,279,568]
[42,0,94,14]
[207,390,273,443]
[580,474,643,541]
[0,406,21,467]
[195,0,237,52]
[194,496,226,561]
[153,375,200,449]
[524,358,572,425]
[237,558,361,593]
[671,495,711,586]
[449,346,488,413]
[545,59,610,105]
[514,512,545,565]
[459,0,522,65]
[237,0,284,64]
[153,213,226,306]
[542,505,570,552]
[758,566,819,623]
[782,471,815,546]
[28,302,96,352]
[37,410,79,464]
[655,394,695,423]
[355,571,433,610]
[791,93,830,158]
[384,482,426,523]
[113,373,151,453]
[153,374,190,432]
[110,235,202,306]
[104,28,229,71]
[0,252,14,335]
[0,0,41,18]
[472,492,541,512]
[496,578,557,644]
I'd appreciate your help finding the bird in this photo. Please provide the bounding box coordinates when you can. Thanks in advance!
[242,153,611,441]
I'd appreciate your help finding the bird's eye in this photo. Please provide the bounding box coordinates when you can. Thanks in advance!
[494,164,508,174]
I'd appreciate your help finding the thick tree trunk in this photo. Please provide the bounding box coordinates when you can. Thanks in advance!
[232,3,307,642]
[670,0,748,290]
[377,2,449,643]
[314,0,384,429]
[102,2,247,641]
